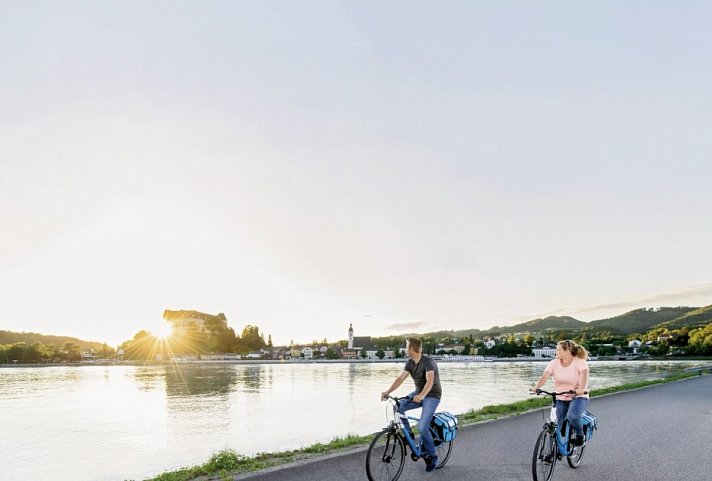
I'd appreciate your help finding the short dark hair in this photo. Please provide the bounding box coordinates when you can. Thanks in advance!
[407,338,422,353]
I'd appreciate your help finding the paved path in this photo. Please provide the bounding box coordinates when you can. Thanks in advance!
[236,375,712,480]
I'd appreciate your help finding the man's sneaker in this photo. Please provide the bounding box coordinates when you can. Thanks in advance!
[574,434,585,446]
[424,455,438,472]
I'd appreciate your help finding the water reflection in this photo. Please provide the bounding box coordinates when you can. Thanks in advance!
[131,366,167,392]
[2,360,710,481]
[164,364,238,397]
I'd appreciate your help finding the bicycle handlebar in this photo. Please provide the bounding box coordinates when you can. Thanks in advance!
[383,394,414,406]
[531,389,588,397]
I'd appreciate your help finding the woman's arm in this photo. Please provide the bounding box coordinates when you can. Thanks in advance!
[576,368,589,396]
[530,371,552,392]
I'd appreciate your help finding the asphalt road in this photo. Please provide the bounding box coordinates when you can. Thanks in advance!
[237,375,712,481]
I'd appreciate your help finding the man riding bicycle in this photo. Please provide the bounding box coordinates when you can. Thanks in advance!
[381,337,442,473]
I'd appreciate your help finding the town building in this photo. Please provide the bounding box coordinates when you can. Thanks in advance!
[343,324,392,359]
[532,345,557,358]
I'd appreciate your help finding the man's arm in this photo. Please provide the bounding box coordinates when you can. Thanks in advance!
[381,371,409,400]
[412,370,434,403]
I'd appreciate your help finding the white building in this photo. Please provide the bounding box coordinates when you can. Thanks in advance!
[485,339,496,349]
[301,347,313,359]
[628,339,642,354]
[532,346,557,358]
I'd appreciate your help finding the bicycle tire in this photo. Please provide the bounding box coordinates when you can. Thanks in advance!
[532,428,556,481]
[566,442,585,468]
[366,430,406,481]
[434,439,453,469]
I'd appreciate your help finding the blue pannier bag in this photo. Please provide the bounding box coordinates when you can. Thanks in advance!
[581,411,598,440]
[430,412,458,442]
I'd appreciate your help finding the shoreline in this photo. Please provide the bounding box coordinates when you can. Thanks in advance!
[3,356,711,369]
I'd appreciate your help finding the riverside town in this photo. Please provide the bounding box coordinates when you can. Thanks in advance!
[4,305,712,365]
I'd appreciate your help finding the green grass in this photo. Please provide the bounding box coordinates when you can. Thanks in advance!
[130,434,372,481]
[136,371,702,481]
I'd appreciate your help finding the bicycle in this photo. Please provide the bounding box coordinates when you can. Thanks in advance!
[531,389,595,481]
[366,395,455,481]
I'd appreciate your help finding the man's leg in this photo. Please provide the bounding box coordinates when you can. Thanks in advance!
[397,392,419,438]
[418,396,440,459]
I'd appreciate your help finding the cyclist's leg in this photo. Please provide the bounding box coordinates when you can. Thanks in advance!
[397,392,419,437]
[566,398,589,436]
[396,391,419,413]
[555,400,569,436]
[417,396,440,458]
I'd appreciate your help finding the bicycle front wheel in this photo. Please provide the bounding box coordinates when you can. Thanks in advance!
[532,429,556,481]
[366,430,406,481]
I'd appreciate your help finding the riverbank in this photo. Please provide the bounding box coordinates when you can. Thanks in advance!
[7,356,712,369]
[135,370,708,481]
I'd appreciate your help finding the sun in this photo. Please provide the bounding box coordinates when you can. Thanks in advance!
[152,321,174,340]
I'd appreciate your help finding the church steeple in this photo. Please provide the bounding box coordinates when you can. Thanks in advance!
[348,323,354,349]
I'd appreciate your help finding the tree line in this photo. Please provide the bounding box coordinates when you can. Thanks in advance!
[0,341,115,363]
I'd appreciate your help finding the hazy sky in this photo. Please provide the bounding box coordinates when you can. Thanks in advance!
[2,1,712,347]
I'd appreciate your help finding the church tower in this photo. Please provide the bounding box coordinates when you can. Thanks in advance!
[348,323,354,349]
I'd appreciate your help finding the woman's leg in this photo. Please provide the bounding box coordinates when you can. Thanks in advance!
[566,398,590,436]
[555,400,569,436]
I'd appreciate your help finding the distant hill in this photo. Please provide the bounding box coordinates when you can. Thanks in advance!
[0,330,109,351]
[507,315,587,332]
[586,307,698,335]
[390,306,710,341]
[652,305,712,330]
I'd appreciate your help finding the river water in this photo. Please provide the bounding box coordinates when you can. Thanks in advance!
[0,360,707,481]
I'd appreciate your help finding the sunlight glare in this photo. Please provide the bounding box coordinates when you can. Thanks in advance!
[152,321,174,340]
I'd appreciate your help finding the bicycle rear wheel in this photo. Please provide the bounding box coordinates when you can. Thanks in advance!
[532,429,556,481]
[366,430,406,481]
[434,439,453,469]
[566,442,585,468]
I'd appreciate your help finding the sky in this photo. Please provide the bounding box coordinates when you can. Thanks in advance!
[2,1,712,347]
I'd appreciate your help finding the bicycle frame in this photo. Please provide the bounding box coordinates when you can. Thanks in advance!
[535,389,585,457]
[388,397,424,457]
[545,408,575,457]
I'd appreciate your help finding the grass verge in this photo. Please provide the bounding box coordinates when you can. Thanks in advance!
[137,371,701,481]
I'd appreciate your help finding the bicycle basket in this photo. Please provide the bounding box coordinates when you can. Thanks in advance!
[431,411,459,442]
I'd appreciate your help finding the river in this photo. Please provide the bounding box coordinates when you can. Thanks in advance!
[0,360,706,481]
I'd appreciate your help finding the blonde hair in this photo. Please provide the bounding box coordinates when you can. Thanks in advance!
[558,339,588,360]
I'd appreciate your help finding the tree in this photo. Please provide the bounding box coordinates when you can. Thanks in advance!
[376,349,385,360]
[62,342,81,362]
[241,325,266,351]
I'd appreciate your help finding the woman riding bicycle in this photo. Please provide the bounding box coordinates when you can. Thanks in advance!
[530,340,590,446]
